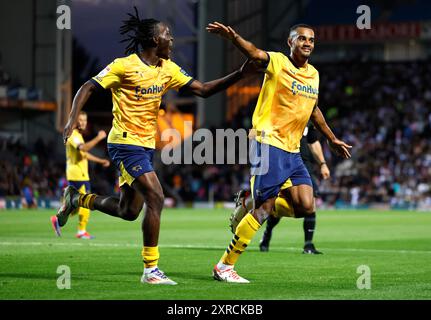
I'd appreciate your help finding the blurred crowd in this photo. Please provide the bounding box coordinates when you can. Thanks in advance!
[0,136,115,208]
[316,58,431,210]
[0,137,66,207]
[2,58,431,210]
[156,151,251,206]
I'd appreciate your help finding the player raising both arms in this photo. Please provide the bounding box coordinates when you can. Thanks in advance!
[207,22,352,283]
[53,8,252,285]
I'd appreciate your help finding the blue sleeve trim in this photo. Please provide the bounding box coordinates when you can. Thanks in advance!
[263,52,270,69]
[89,78,104,91]
[179,78,195,93]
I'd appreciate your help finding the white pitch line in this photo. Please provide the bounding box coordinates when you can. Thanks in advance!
[0,241,430,255]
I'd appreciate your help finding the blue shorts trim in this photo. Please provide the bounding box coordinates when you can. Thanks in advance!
[250,141,312,202]
[68,181,91,192]
[107,143,155,180]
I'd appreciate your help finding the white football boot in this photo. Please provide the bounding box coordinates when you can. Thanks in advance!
[212,265,250,283]
[141,268,177,285]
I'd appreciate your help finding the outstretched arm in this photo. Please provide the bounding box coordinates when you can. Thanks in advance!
[186,69,242,98]
[63,81,97,144]
[184,59,257,98]
[78,130,107,152]
[206,22,268,64]
[86,152,110,167]
[310,105,352,159]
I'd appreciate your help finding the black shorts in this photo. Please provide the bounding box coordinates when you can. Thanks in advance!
[310,173,320,198]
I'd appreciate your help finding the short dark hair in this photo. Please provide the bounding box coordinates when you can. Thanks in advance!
[120,6,161,55]
[288,24,314,38]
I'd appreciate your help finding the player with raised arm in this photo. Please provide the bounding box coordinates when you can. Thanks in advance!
[53,8,252,286]
[51,111,110,239]
[207,22,352,283]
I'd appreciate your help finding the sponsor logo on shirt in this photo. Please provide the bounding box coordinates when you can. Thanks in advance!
[291,80,319,96]
[134,84,165,100]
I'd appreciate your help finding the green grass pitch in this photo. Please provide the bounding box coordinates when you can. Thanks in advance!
[0,208,430,300]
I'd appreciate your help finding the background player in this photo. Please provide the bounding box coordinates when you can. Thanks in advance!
[53,8,253,285]
[207,22,351,283]
[51,111,110,239]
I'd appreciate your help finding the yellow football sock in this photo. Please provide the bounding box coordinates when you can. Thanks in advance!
[220,213,261,265]
[78,207,90,232]
[274,195,295,218]
[142,246,160,269]
[78,193,97,210]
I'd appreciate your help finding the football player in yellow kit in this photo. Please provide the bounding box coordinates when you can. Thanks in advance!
[207,22,352,283]
[51,111,110,239]
[53,8,253,285]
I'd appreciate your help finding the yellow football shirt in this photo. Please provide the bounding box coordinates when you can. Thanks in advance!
[91,53,193,149]
[251,51,319,153]
[66,129,89,181]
